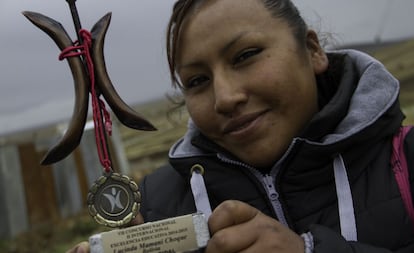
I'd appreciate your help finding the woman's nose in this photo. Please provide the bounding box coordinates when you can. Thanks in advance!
[213,73,248,116]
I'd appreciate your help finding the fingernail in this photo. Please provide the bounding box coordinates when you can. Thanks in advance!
[76,246,85,253]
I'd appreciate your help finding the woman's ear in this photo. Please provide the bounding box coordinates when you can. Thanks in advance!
[306,30,329,74]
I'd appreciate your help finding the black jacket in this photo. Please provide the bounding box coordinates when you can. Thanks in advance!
[139,50,414,252]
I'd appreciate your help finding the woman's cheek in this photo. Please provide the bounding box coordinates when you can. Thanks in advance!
[187,97,208,123]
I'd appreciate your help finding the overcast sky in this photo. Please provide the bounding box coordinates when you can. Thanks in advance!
[1,0,414,137]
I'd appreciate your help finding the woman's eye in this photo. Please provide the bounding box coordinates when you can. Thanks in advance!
[185,75,209,89]
[233,48,262,65]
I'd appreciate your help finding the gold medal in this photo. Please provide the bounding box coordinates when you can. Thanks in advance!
[87,172,140,227]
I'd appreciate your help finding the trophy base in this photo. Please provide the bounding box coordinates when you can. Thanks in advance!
[89,213,210,253]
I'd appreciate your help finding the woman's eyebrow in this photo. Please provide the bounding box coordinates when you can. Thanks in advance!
[219,31,249,56]
[177,61,203,72]
[178,31,250,71]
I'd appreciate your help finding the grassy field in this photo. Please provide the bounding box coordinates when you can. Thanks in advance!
[0,211,105,253]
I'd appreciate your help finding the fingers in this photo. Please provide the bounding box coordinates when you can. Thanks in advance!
[208,200,259,234]
[205,200,304,253]
[66,241,89,253]
[206,200,260,253]
[129,213,145,226]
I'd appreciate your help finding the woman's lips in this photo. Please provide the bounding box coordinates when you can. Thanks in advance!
[222,110,268,136]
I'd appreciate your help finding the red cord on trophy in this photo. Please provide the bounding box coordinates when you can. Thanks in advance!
[22,0,157,228]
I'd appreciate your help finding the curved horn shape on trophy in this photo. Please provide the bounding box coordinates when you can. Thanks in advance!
[91,13,157,131]
[22,11,89,165]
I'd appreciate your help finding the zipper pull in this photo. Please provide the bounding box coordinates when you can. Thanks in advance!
[263,174,279,200]
[262,174,288,226]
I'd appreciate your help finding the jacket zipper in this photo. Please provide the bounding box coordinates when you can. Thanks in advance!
[217,153,289,226]
[262,174,288,226]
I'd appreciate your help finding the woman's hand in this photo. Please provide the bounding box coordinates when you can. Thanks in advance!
[65,213,144,253]
[66,241,89,253]
[205,200,304,253]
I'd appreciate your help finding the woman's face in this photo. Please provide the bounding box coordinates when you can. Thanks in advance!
[176,0,328,168]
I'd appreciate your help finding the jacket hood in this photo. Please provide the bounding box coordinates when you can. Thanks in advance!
[169,49,404,160]
[308,49,401,145]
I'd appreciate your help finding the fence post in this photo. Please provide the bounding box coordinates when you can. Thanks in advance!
[0,145,29,238]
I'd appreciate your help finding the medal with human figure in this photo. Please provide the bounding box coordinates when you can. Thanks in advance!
[23,0,156,228]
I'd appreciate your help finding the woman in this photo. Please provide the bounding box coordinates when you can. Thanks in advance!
[69,0,414,252]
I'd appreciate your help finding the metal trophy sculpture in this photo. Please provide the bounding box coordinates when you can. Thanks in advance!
[23,1,210,252]
[22,0,156,228]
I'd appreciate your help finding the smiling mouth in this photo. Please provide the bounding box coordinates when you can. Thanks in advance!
[222,110,268,135]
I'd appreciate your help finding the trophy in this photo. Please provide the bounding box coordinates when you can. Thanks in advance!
[22,1,210,252]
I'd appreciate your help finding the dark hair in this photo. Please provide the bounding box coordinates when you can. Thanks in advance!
[166,0,308,88]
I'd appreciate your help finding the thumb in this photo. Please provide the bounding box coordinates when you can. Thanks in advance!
[66,241,89,253]
[208,200,259,234]
[129,213,144,226]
